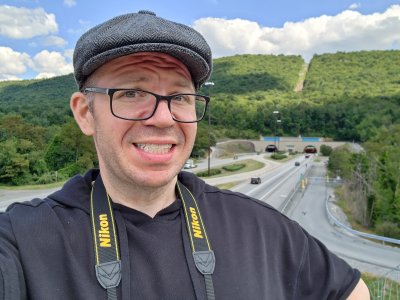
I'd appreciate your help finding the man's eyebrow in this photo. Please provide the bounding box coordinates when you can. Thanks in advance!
[113,76,150,86]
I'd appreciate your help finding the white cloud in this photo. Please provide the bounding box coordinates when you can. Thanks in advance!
[349,3,361,10]
[194,4,400,60]
[32,50,73,78]
[0,47,32,80]
[0,75,21,82]
[63,49,74,60]
[64,0,77,8]
[0,47,73,81]
[0,5,58,39]
[42,35,68,47]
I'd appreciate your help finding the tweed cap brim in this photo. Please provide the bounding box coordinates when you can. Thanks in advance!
[73,11,212,90]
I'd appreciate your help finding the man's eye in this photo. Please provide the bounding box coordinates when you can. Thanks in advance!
[173,95,184,101]
[173,95,191,103]
[124,90,138,98]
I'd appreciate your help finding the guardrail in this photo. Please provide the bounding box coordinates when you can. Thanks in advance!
[280,174,400,246]
[279,166,311,213]
[279,179,301,213]
[324,187,400,246]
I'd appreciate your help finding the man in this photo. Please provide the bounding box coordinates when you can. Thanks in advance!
[0,10,369,299]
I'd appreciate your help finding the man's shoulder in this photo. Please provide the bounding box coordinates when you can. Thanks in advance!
[4,169,96,220]
[6,197,54,210]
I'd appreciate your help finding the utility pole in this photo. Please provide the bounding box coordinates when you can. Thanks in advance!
[273,110,279,153]
[204,82,214,176]
[277,118,281,151]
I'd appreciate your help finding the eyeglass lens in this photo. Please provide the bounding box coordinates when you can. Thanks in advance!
[111,90,207,122]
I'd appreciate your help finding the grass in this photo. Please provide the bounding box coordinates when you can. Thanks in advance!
[216,181,244,190]
[264,154,296,163]
[216,141,255,156]
[363,272,400,299]
[196,159,265,178]
[0,181,65,190]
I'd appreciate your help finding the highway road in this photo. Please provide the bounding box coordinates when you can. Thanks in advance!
[287,161,399,279]
[0,187,59,211]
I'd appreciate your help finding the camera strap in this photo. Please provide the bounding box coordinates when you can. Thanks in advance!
[90,175,215,300]
[90,174,121,300]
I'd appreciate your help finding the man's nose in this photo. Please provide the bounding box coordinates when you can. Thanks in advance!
[143,99,175,127]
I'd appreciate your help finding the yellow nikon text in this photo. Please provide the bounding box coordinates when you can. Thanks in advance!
[98,214,111,247]
[189,207,203,239]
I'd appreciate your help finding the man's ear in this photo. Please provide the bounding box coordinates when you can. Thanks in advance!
[70,92,95,136]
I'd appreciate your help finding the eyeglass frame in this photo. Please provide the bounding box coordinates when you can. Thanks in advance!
[82,87,210,123]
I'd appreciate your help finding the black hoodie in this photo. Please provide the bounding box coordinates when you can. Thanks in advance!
[0,169,360,299]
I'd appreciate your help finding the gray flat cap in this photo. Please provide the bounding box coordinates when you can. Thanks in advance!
[73,10,212,90]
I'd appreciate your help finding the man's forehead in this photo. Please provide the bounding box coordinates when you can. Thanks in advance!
[107,52,192,81]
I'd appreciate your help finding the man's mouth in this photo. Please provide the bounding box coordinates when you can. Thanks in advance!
[135,143,173,154]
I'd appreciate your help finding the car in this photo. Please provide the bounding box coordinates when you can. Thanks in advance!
[183,159,197,169]
[305,154,310,158]
[251,177,261,184]
[295,161,300,166]
[184,163,197,169]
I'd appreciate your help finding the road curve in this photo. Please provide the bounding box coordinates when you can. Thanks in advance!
[286,161,400,279]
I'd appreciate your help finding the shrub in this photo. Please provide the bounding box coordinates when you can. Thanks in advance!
[320,144,333,156]
[375,222,400,239]
[196,169,222,177]
[271,153,287,160]
[222,164,245,172]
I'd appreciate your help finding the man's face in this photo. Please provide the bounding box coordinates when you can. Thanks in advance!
[82,53,197,189]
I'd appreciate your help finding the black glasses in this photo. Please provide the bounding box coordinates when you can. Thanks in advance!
[83,87,210,123]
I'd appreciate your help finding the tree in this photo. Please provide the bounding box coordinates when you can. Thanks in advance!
[45,118,97,177]
[0,139,31,185]
[327,147,353,179]
[192,123,216,158]
[320,144,333,156]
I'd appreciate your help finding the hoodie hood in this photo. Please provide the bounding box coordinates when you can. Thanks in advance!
[47,169,99,214]
[47,169,209,214]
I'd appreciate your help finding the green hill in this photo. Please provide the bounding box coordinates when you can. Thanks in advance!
[0,74,76,126]
[304,50,400,99]
[0,50,399,185]
[208,54,304,94]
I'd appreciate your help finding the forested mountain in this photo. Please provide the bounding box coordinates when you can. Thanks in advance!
[304,51,400,99]
[0,74,76,127]
[0,50,399,186]
[203,50,400,141]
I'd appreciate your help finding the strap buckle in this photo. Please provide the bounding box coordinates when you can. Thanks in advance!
[193,250,215,275]
[95,260,122,289]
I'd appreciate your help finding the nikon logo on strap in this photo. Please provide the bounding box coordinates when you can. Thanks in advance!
[91,175,121,295]
[177,181,216,299]
[189,207,203,239]
[99,214,111,247]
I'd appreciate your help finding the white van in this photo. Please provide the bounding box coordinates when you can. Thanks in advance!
[184,159,196,169]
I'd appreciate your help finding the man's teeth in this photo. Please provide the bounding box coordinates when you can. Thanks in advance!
[136,144,173,154]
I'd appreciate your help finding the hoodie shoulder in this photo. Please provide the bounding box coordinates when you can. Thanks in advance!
[6,169,99,217]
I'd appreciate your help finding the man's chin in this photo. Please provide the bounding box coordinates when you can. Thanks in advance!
[135,170,179,188]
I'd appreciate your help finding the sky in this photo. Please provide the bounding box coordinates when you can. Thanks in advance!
[0,0,399,81]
